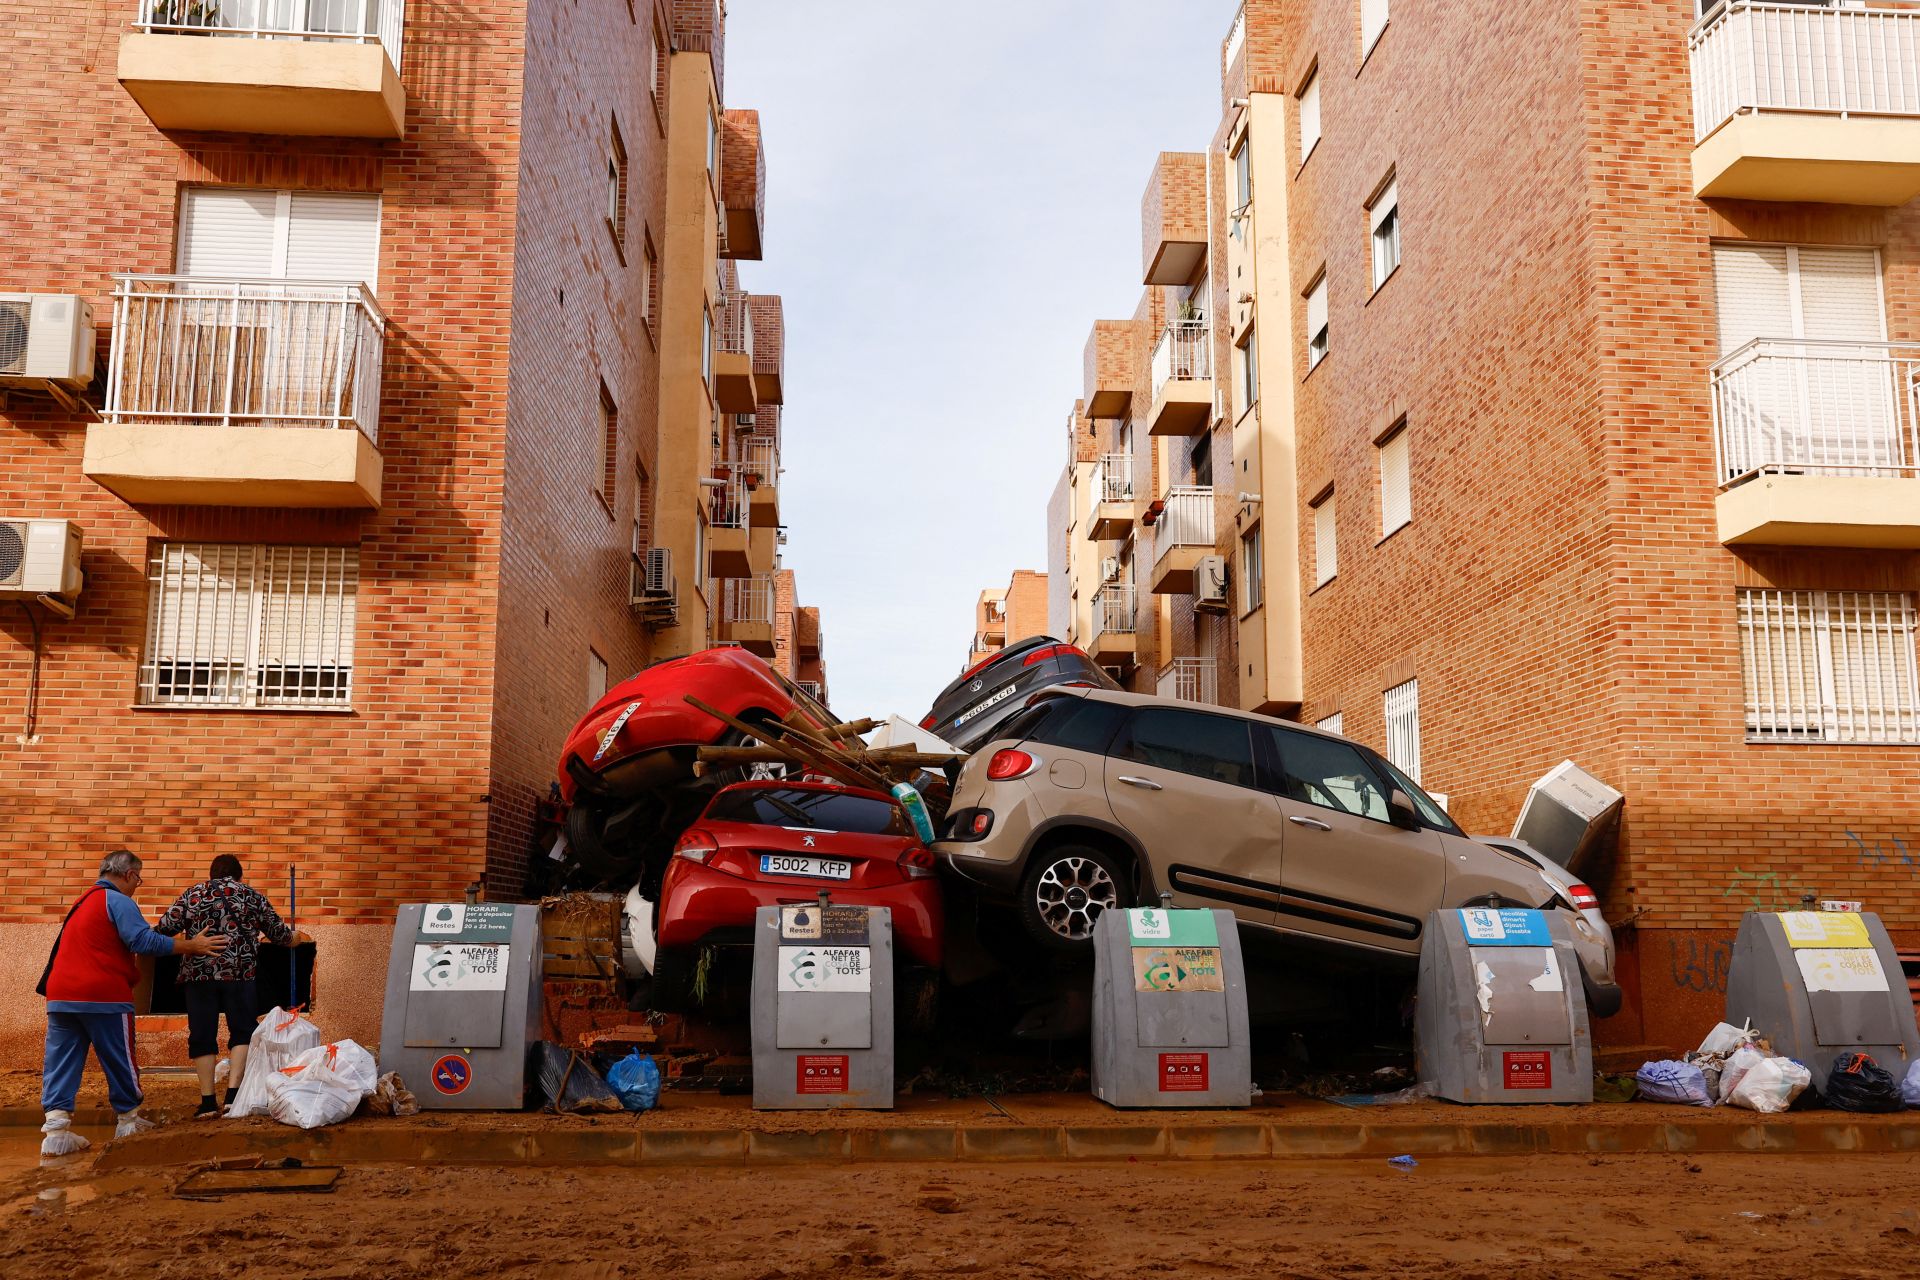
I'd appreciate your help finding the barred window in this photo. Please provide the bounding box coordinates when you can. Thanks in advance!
[141,543,358,710]
[1738,589,1918,743]
[1384,677,1421,781]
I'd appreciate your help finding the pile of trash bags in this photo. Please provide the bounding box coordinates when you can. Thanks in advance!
[1636,1021,1919,1113]
[227,1006,419,1129]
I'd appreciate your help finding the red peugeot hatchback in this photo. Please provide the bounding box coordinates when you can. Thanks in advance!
[649,779,944,1007]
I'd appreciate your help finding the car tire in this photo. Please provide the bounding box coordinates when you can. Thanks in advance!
[1017,844,1129,954]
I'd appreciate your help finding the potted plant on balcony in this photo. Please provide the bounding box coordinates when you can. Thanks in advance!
[1174,297,1202,324]
[150,0,222,31]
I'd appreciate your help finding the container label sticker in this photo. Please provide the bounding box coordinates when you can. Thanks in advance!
[796,1054,850,1094]
[410,944,509,992]
[1795,947,1890,993]
[1459,908,1553,947]
[420,904,466,936]
[1527,950,1564,993]
[777,946,871,993]
[1780,911,1871,950]
[1504,1050,1552,1091]
[1159,1052,1210,1092]
[430,1054,472,1095]
[1126,908,1219,948]
[780,904,869,945]
[1133,946,1225,993]
[417,903,515,944]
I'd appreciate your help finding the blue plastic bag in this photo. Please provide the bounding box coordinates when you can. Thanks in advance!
[1635,1059,1714,1106]
[606,1050,661,1112]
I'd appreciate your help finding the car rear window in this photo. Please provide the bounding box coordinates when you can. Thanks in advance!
[706,788,907,835]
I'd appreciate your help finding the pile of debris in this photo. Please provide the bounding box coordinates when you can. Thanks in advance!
[1635,1021,1919,1113]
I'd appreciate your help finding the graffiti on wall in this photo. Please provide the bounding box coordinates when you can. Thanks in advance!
[1847,831,1917,870]
[1720,867,1809,913]
[1667,936,1732,994]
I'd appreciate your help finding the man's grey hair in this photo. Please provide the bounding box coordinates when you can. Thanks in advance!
[99,850,142,880]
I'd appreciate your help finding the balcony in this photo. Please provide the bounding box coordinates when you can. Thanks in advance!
[1157,656,1218,706]
[1088,582,1138,668]
[118,0,406,139]
[1149,484,1214,594]
[720,110,765,261]
[713,290,757,414]
[1083,318,1136,419]
[797,606,821,658]
[707,473,751,577]
[1689,2,1920,204]
[1142,152,1210,286]
[1086,452,1137,541]
[717,574,776,656]
[1147,321,1213,436]
[1711,339,1920,547]
[86,275,384,508]
[795,679,825,703]
[734,438,780,528]
[749,295,784,405]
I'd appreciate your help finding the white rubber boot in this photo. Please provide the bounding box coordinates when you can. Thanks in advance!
[113,1109,155,1139]
[40,1110,90,1157]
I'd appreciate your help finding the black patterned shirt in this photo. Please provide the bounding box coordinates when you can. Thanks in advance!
[154,877,295,982]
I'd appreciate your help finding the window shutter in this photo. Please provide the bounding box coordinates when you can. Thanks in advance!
[1306,277,1328,336]
[1380,431,1411,535]
[285,193,382,287]
[1795,247,1884,342]
[178,189,279,277]
[1362,0,1389,53]
[1314,495,1337,585]
[256,546,357,672]
[149,544,252,664]
[1298,75,1321,158]
[1712,243,1793,354]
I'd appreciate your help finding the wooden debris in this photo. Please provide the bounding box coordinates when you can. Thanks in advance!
[176,1165,342,1197]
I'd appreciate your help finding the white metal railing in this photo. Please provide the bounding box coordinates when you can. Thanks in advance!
[1092,452,1135,504]
[1151,321,1213,401]
[106,275,386,442]
[1224,2,1247,68]
[1157,657,1217,705]
[715,287,753,357]
[135,0,405,68]
[732,437,780,488]
[1710,338,1920,483]
[1092,582,1137,642]
[796,679,825,702]
[1690,2,1920,141]
[720,573,775,626]
[1154,485,1214,562]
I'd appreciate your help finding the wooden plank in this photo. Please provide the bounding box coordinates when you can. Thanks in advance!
[176,1166,342,1197]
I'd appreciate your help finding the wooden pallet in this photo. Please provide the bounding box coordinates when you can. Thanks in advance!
[540,893,623,979]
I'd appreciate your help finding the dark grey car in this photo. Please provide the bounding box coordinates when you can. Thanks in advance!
[921,636,1119,753]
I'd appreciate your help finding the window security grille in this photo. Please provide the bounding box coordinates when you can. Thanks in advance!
[1317,711,1345,736]
[1384,677,1421,781]
[1737,589,1919,743]
[141,543,358,709]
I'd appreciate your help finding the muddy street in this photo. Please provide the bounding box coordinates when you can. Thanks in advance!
[6,1152,1920,1279]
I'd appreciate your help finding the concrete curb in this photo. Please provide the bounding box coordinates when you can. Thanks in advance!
[65,1114,1920,1170]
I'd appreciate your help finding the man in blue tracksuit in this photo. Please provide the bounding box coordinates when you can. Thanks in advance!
[38,849,226,1156]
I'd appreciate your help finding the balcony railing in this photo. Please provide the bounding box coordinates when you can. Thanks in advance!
[732,437,780,486]
[105,275,387,442]
[707,469,750,529]
[1157,657,1218,705]
[1711,338,1920,483]
[135,0,406,68]
[1091,452,1136,504]
[1093,582,1137,640]
[1690,1,1920,141]
[715,287,753,357]
[1224,2,1247,69]
[1150,320,1212,401]
[721,573,776,626]
[796,679,825,703]
[1154,485,1214,561]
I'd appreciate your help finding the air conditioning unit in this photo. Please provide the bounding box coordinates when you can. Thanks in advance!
[0,519,84,599]
[629,547,678,628]
[1194,553,1229,612]
[1101,556,1120,582]
[0,295,95,385]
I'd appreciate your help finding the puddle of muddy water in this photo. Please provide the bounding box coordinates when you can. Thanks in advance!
[0,1126,114,1178]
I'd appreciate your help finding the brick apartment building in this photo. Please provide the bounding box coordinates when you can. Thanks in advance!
[964,569,1050,670]
[1047,0,1920,1046]
[0,0,826,1060]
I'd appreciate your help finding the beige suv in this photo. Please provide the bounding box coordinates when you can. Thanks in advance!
[934,687,1619,1015]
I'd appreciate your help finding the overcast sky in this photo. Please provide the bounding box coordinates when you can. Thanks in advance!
[726,0,1238,720]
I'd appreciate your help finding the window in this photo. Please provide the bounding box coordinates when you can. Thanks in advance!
[1237,326,1258,416]
[1712,243,1884,354]
[588,650,609,707]
[707,109,720,177]
[642,232,659,326]
[1305,271,1328,369]
[1378,423,1410,537]
[1297,69,1321,164]
[1738,589,1919,743]
[651,18,667,110]
[707,787,910,836]
[701,306,713,386]
[595,383,618,499]
[1116,708,1258,789]
[1232,137,1253,211]
[1368,174,1399,289]
[1361,0,1389,58]
[1384,677,1421,781]
[1000,695,1129,756]
[1371,752,1454,829]
[1312,492,1337,587]
[140,543,358,710]
[178,187,381,287]
[632,461,653,558]
[1265,726,1389,820]
[1316,711,1344,735]
[693,517,708,600]
[607,119,629,251]
[1190,434,1212,487]
[1241,526,1264,612]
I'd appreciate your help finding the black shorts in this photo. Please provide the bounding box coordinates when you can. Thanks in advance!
[184,979,258,1058]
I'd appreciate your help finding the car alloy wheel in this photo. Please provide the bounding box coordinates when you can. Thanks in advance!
[1032,853,1119,942]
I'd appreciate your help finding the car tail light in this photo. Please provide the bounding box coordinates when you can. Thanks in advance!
[673,829,718,864]
[967,811,992,837]
[919,714,939,730]
[985,749,1038,781]
[958,652,1002,682]
[1566,882,1600,911]
[898,846,937,879]
[1023,643,1086,666]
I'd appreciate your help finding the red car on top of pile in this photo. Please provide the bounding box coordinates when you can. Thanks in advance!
[551,648,833,888]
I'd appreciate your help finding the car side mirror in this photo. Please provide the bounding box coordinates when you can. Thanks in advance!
[1387,788,1421,830]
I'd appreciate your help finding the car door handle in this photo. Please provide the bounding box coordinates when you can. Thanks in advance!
[1117,775,1163,791]
[1286,815,1333,831]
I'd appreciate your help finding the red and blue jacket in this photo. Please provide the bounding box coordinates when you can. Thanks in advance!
[44,880,177,1014]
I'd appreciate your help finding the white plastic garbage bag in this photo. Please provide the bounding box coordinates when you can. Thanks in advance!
[1695,1021,1751,1059]
[265,1039,379,1130]
[227,1006,322,1119]
[1719,1044,1767,1103]
[1728,1057,1811,1114]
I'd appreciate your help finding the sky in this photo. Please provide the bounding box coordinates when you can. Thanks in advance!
[725,0,1239,720]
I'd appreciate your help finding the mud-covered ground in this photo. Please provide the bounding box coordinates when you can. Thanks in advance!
[5,1152,1920,1278]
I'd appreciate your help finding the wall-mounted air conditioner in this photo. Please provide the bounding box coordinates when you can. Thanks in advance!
[630,547,678,628]
[0,519,84,599]
[0,295,94,385]
[1194,553,1229,612]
